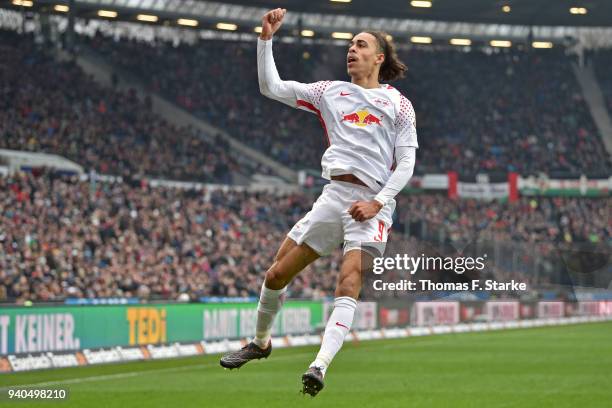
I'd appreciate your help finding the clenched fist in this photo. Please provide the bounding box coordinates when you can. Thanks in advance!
[260,8,286,41]
[348,200,383,222]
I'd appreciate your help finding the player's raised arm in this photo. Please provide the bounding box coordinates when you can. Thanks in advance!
[259,8,285,42]
[257,9,327,110]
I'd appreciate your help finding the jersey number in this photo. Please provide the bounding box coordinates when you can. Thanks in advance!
[374,220,385,242]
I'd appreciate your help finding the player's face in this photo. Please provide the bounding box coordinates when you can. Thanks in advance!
[347,33,384,80]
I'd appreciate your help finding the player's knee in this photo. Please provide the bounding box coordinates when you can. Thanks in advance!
[264,263,287,290]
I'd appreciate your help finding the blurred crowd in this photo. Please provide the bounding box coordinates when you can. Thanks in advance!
[1,28,610,303]
[1,171,609,303]
[397,193,610,245]
[2,30,609,181]
[84,33,611,177]
[85,35,327,170]
[0,30,260,184]
[0,171,334,303]
[395,48,610,177]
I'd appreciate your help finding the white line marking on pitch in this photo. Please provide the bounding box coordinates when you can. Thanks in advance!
[0,371,141,390]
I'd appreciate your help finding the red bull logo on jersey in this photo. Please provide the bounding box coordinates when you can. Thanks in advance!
[341,109,383,127]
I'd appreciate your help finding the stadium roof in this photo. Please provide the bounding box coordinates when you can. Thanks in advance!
[3,0,612,47]
[220,0,612,28]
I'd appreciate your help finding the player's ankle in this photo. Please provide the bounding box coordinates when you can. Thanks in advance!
[309,361,327,376]
[253,337,270,349]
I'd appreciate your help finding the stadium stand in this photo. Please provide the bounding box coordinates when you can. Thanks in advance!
[0,27,609,304]
[1,170,609,303]
[84,33,612,177]
[0,30,266,184]
[83,34,327,171]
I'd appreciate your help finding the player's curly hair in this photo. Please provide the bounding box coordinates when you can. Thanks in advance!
[365,31,407,82]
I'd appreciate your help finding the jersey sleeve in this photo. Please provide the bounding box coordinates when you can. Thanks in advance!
[257,38,331,114]
[395,95,419,148]
[374,146,416,205]
[294,81,333,113]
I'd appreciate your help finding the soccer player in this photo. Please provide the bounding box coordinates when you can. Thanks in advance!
[220,8,418,396]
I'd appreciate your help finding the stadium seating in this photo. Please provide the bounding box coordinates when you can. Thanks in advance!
[0,30,610,304]
[0,30,266,184]
[1,171,609,302]
[84,33,611,177]
[2,29,609,180]
[84,34,328,171]
[394,48,610,177]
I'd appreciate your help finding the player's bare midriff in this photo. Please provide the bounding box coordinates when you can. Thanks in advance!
[330,174,368,187]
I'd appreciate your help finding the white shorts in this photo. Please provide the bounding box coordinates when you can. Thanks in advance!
[288,181,395,257]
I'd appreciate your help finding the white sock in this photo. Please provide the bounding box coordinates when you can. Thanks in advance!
[310,296,357,375]
[252,283,287,348]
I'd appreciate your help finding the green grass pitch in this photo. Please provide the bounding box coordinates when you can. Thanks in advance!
[1,322,611,408]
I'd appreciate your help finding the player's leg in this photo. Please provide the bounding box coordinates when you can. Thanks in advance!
[220,237,319,369]
[221,184,343,370]
[257,183,345,345]
[302,182,393,396]
[252,237,320,348]
[302,249,366,395]
[315,250,364,370]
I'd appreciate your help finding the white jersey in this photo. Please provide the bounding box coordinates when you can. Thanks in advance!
[257,39,418,193]
[257,38,419,255]
[293,81,418,192]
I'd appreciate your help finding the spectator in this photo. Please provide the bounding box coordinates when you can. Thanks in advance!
[1,170,609,303]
